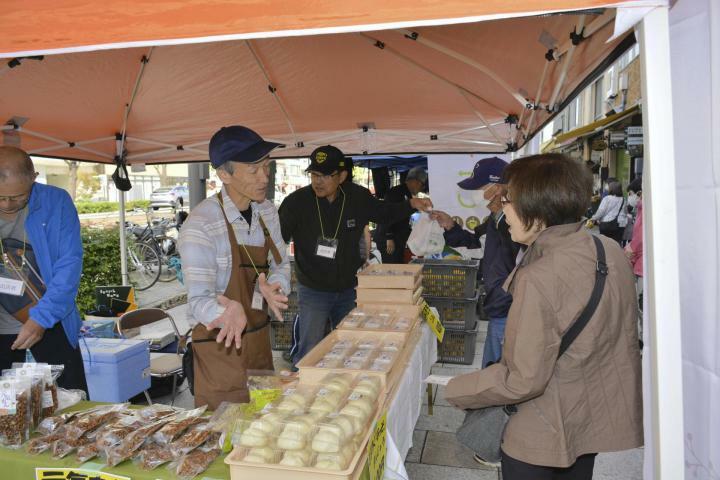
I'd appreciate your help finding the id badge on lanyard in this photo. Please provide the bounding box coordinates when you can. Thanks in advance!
[251,277,265,311]
[316,237,339,259]
[0,263,26,297]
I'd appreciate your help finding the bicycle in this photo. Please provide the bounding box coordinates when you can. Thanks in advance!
[125,211,181,289]
[125,236,161,291]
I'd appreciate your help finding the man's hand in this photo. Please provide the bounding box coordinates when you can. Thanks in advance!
[11,319,45,350]
[410,197,433,212]
[624,245,634,260]
[429,210,455,230]
[207,295,248,349]
[386,239,395,255]
[258,273,289,322]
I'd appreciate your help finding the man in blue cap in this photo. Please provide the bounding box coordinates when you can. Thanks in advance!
[178,125,291,409]
[431,157,520,369]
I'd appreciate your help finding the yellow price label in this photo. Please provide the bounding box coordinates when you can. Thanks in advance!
[250,388,282,412]
[368,411,387,480]
[421,300,445,342]
[36,468,130,480]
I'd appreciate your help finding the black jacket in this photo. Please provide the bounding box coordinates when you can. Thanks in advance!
[279,183,414,291]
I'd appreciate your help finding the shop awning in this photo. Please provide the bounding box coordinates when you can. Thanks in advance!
[550,103,641,147]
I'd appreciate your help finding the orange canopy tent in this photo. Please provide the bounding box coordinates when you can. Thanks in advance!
[1,1,652,164]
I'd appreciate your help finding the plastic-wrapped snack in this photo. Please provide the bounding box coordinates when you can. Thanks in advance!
[381,340,403,352]
[52,435,92,459]
[322,373,354,393]
[0,377,31,448]
[137,404,177,423]
[27,430,65,455]
[105,418,171,467]
[76,441,101,462]
[392,317,413,331]
[173,444,221,479]
[36,411,78,435]
[136,442,176,470]
[3,368,45,429]
[10,363,63,419]
[154,406,207,444]
[65,404,126,440]
[96,422,140,450]
[332,339,355,351]
[169,423,214,457]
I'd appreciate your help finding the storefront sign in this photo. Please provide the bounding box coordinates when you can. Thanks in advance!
[368,411,388,480]
[36,468,130,480]
[421,300,445,342]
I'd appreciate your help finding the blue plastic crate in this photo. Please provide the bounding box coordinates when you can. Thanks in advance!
[80,338,151,402]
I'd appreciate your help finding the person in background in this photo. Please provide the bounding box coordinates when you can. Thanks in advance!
[384,167,428,264]
[279,146,432,366]
[178,126,290,409]
[431,157,520,369]
[445,154,642,478]
[0,146,87,392]
[625,177,644,306]
[590,180,627,244]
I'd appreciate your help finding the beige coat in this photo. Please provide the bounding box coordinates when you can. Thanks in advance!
[445,223,643,467]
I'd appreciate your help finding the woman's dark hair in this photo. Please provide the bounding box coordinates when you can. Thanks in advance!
[607,180,623,197]
[503,153,592,229]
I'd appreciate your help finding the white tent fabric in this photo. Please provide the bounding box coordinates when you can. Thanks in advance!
[669,0,720,478]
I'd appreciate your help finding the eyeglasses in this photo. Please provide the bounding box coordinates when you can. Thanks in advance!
[500,195,513,206]
[309,171,339,181]
[0,191,31,203]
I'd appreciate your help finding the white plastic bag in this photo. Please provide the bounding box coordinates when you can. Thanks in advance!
[407,213,445,256]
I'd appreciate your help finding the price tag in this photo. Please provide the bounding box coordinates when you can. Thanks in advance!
[368,410,387,480]
[250,388,282,412]
[0,276,24,296]
[35,469,130,480]
[421,300,445,342]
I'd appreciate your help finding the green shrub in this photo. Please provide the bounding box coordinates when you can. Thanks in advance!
[75,200,152,214]
[77,227,122,315]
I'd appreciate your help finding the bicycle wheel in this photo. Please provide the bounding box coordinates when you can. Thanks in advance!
[158,237,178,282]
[127,241,161,291]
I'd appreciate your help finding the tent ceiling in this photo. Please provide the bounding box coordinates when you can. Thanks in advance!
[1,5,638,164]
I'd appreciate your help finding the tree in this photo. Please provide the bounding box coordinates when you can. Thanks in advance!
[65,160,79,200]
[152,164,169,186]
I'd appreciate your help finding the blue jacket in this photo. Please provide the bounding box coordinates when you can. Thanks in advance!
[26,183,83,348]
[444,213,520,318]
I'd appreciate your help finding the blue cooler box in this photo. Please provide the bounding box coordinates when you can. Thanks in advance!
[80,338,151,402]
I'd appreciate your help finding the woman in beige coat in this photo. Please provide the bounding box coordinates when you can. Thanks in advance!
[445,154,643,479]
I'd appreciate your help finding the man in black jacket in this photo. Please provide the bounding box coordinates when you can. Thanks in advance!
[280,146,432,365]
[431,156,520,368]
[383,166,428,264]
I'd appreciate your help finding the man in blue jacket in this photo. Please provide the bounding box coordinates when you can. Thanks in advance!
[431,157,520,368]
[0,146,87,391]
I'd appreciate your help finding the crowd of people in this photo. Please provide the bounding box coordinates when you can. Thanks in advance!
[0,125,645,479]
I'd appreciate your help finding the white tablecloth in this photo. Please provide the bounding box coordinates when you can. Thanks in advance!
[384,323,438,479]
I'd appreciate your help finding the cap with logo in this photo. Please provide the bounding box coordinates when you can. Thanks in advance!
[457,156,508,190]
[306,145,346,175]
[209,125,282,168]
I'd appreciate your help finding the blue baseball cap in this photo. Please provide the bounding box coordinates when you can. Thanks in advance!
[209,126,282,168]
[457,156,508,190]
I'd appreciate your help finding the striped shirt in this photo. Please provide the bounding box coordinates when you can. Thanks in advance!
[178,187,291,328]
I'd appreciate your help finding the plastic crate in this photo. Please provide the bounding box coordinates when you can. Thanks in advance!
[270,292,298,351]
[411,258,480,298]
[438,321,479,365]
[425,290,480,329]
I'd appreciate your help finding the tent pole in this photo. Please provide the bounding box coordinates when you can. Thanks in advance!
[119,190,129,286]
[637,6,685,479]
[548,15,586,110]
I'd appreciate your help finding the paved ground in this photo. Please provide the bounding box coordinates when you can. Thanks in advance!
[148,304,643,479]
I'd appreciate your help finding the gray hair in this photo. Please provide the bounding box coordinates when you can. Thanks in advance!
[406,166,428,185]
[216,161,235,175]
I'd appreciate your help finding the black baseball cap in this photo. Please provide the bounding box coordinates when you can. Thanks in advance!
[209,126,282,168]
[457,156,508,190]
[306,145,346,175]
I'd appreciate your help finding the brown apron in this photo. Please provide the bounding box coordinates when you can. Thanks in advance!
[192,195,282,409]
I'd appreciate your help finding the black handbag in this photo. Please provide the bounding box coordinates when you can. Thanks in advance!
[0,238,46,323]
[456,235,609,464]
[599,199,624,235]
[111,162,132,191]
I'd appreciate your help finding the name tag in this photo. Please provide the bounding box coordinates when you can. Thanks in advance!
[0,277,24,296]
[251,280,264,311]
[316,237,339,259]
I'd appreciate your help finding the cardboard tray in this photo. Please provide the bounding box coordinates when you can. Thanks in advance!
[225,385,382,480]
[337,304,422,334]
[296,329,412,391]
[356,264,423,289]
[356,283,423,305]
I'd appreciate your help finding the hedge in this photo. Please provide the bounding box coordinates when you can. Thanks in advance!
[77,227,122,315]
[75,200,151,214]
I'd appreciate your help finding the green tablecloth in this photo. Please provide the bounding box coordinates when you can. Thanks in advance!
[2,401,228,480]
[3,401,373,480]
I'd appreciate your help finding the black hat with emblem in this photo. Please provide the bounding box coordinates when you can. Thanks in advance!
[306,145,346,175]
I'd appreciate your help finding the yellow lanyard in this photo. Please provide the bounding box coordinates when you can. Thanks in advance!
[240,243,261,278]
[0,229,27,267]
[316,186,346,240]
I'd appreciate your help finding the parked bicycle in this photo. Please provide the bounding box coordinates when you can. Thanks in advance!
[125,210,182,290]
